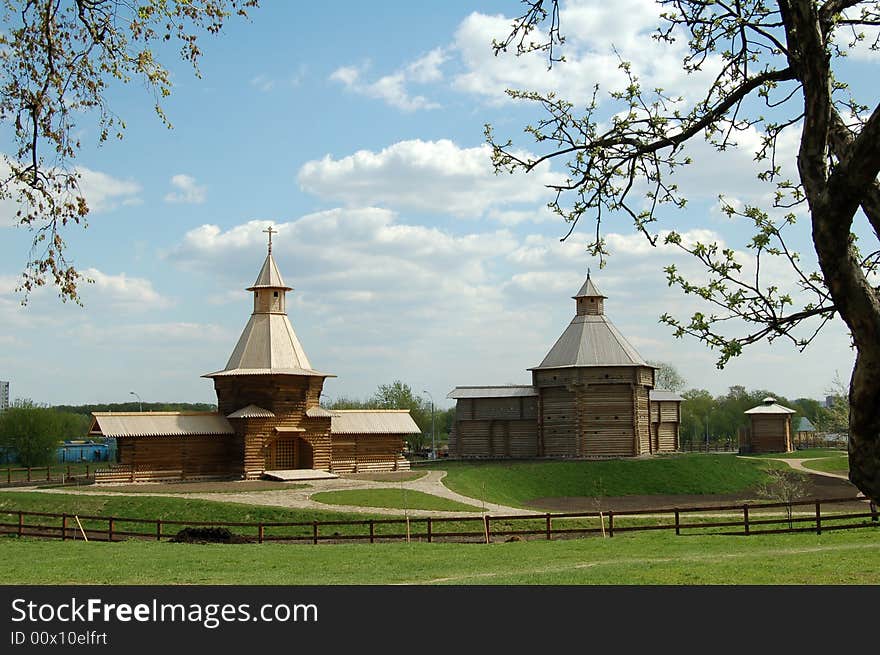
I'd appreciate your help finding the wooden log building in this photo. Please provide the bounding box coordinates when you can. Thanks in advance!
[89,229,418,482]
[739,397,796,454]
[448,274,682,458]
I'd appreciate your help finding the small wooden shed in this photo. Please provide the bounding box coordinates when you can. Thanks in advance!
[741,397,796,453]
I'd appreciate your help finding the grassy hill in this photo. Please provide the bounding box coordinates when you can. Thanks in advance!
[424,454,781,508]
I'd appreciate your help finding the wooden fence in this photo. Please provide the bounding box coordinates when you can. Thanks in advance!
[678,441,738,453]
[0,465,94,486]
[0,496,876,545]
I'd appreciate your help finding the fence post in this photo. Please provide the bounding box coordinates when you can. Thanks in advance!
[608,510,614,537]
[47,467,51,481]
[18,511,23,537]
[86,464,89,479]
[546,513,552,541]
[674,509,680,536]
[7,467,10,484]
[312,521,318,545]
[108,517,115,542]
[62,514,67,541]
[483,515,491,544]
[815,502,821,535]
[871,502,878,523]
[427,517,432,543]
[258,523,264,544]
[369,520,374,544]
[743,505,750,536]
[156,519,162,541]
[27,467,31,482]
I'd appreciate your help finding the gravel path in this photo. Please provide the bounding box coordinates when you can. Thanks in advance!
[758,457,850,480]
[18,470,532,517]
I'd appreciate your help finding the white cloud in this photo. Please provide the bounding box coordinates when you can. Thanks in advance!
[164,174,207,204]
[451,4,720,107]
[1,159,141,226]
[297,139,559,216]
[81,268,171,311]
[329,48,447,111]
[250,74,276,92]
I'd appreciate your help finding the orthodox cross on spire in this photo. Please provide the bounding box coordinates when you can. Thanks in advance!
[263,226,277,254]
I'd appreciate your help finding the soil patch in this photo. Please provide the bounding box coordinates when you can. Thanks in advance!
[525,473,864,513]
[169,527,252,544]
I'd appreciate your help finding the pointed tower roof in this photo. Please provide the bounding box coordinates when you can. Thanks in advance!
[573,271,606,299]
[531,273,650,370]
[248,253,292,291]
[203,227,334,379]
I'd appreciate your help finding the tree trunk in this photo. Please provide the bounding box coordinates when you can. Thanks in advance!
[849,352,880,501]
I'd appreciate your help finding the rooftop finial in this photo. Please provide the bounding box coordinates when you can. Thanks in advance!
[587,267,591,279]
[263,225,277,254]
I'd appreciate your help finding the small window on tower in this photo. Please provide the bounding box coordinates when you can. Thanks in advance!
[273,291,278,297]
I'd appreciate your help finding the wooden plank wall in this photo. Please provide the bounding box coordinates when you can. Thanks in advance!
[330,434,408,473]
[215,375,333,475]
[542,387,579,457]
[116,436,235,480]
[452,397,539,457]
[748,415,792,453]
[577,384,636,457]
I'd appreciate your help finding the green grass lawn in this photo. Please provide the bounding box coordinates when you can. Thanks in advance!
[802,456,850,475]
[1,529,878,584]
[747,448,847,459]
[311,488,480,512]
[424,455,779,508]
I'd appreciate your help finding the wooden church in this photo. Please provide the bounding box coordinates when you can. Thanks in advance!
[448,274,682,458]
[89,229,418,482]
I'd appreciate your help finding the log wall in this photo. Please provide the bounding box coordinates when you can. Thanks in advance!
[330,434,409,473]
[116,435,236,480]
[214,375,332,476]
[748,415,792,453]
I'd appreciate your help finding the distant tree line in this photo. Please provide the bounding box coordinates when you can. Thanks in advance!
[0,400,91,467]
[680,385,841,445]
[53,402,218,417]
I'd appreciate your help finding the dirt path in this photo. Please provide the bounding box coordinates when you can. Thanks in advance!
[767,457,849,480]
[13,461,861,516]
[17,470,532,517]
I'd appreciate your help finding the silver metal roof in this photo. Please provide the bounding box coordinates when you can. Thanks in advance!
[447,386,538,399]
[744,399,797,414]
[227,405,275,419]
[90,412,233,438]
[649,390,684,402]
[531,314,649,369]
[330,410,421,435]
[247,252,291,290]
[306,406,334,418]
[573,274,606,299]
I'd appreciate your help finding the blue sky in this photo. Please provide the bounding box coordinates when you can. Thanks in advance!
[1,0,876,408]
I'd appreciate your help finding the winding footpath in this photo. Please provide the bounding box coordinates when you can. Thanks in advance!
[18,470,533,517]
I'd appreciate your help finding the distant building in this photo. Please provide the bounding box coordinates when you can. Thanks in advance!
[794,416,817,445]
[88,231,420,482]
[0,381,8,412]
[740,397,796,453]
[447,274,683,458]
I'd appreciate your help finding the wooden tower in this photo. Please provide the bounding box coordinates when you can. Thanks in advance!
[741,397,796,453]
[202,227,336,478]
[529,273,657,457]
